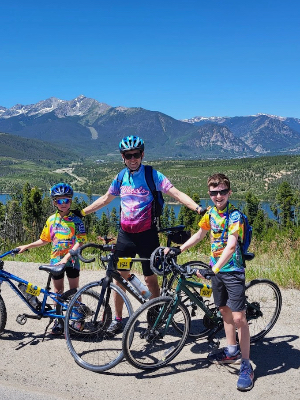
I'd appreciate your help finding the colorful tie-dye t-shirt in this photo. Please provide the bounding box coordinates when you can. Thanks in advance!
[109,165,173,233]
[40,211,87,266]
[199,203,244,272]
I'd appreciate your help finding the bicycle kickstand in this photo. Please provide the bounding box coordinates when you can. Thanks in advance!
[42,318,54,342]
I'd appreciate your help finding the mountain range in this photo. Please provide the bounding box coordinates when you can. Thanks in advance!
[1,95,300,160]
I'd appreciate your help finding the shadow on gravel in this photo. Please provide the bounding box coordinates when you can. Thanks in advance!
[251,335,300,378]
[0,329,63,348]
[116,335,300,380]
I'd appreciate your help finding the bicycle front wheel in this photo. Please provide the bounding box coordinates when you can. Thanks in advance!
[245,279,282,343]
[0,295,7,334]
[65,281,133,372]
[122,296,190,370]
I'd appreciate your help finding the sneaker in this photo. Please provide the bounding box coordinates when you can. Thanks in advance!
[207,347,241,364]
[51,319,64,335]
[71,320,85,332]
[106,319,123,336]
[237,361,254,391]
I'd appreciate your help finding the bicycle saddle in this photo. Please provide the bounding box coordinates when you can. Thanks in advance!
[39,264,67,277]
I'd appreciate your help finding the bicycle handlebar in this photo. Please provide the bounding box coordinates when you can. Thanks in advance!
[150,246,214,279]
[0,248,21,259]
[71,243,115,263]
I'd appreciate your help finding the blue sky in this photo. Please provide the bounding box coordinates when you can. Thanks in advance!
[1,0,299,120]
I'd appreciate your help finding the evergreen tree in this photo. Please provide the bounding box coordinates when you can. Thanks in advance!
[21,184,43,240]
[97,212,110,237]
[170,207,176,227]
[109,207,119,234]
[0,202,5,223]
[3,200,23,243]
[272,181,295,227]
[161,205,170,228]
[252,209,266,239]
[244,192,260,225]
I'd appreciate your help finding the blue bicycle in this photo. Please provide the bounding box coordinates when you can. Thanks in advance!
[0,248,99,339]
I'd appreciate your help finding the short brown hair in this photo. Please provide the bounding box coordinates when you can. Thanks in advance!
[207,173,231,189]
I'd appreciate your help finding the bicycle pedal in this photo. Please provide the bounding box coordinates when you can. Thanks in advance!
[16,314,27,325]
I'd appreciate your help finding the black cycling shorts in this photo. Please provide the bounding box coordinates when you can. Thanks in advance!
[52,267,80,281]
[114,227,160,276]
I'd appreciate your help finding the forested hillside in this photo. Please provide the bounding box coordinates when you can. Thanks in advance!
[70,154,300,201]
[1,154,300,202]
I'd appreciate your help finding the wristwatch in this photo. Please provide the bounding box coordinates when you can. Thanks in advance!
[195,206,200,213]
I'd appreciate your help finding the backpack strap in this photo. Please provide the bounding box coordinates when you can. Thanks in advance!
[116,168,127,192]
[144,165,156,198]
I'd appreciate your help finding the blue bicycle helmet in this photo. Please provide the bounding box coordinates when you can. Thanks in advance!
[119,135,144,153]
[50,183,74,198]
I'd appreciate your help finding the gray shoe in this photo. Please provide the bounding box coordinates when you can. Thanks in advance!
[106,319,123,335]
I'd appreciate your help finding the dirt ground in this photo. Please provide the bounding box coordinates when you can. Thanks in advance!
[1,261,300,400]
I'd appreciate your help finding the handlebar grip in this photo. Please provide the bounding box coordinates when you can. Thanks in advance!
[12,248,21,254]
[76,243,104,263]
[196,268,214,280]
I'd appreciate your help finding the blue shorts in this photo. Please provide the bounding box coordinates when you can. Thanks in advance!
[114,228,160,276]
[211,272,246,312]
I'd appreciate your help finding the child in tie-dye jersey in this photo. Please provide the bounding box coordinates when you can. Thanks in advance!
[17,183,87,334]
[177,173,254,392]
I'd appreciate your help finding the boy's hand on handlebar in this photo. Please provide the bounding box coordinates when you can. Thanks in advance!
[15,245,28,254]
[164,247,181,257]
[196,269,213,280]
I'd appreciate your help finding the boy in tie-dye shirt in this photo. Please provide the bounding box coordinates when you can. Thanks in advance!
[17,183,86,334]
[177,173,254,392]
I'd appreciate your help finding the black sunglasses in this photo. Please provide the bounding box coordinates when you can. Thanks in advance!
[124,152,142,160]
[209,189,230,196]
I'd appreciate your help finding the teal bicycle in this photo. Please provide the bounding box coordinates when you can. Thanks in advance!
[122,247,282,370]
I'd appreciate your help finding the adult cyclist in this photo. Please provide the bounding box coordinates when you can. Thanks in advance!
[81,135,204,335]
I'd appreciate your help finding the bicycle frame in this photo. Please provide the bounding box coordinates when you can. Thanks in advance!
[152,275,223,340]
[0,250,81,331]
[90,251,150,324]
[0,268,72,320]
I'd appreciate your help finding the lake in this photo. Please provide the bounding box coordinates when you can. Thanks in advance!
[0,192,275,219]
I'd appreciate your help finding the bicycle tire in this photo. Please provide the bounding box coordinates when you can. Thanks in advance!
[172,261,216,339]
[64,281,133,372]
[122,296,190,370]
[245,278,282,343]
[0,295,7,334]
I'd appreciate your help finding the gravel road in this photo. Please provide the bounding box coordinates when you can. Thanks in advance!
[0,261,300,400]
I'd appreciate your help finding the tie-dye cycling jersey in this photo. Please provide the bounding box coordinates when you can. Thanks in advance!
[109,165,173,233]
[199,203,244,272]
[40,211,87,266]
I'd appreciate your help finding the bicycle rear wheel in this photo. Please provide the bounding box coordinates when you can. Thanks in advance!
[0,295,7,334]
[65,281,133,372]
[172,261,215,339]
[245,279,282,343]
[122,296,190,370]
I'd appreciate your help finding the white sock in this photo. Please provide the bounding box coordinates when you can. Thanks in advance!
[227,344,238,355]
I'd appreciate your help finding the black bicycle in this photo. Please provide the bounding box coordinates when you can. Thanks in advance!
[122,247,282,370]
[64,225,199,372]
